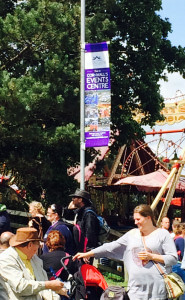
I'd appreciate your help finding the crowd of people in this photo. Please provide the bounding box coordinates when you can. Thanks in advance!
[0,191,185,299]
[0,188,100,299]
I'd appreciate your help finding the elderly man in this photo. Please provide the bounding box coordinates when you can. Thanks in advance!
[0,227,67,299]
[0,231,14,253]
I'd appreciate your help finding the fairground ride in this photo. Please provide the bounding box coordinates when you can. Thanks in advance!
[145,93,185,224]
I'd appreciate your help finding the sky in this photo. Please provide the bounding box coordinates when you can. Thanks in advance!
[144,0,185,169]
[158,0,185,99]
[160,0,185,48]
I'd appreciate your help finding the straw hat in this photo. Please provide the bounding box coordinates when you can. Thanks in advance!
[9,227,41,247]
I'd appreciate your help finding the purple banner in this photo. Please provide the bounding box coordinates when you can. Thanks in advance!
[85,42,108,53]
[85,69,111,91]
[85,131,110,148]
[85,42,111,148]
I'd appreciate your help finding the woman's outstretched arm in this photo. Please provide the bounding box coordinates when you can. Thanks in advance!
[73,250,95,261]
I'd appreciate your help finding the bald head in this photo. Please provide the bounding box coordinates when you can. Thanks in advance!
[0,231,14,249]
[161,217,170,230]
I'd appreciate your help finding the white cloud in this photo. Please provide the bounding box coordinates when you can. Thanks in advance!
[143,72,185,173]
[159,72,185,99]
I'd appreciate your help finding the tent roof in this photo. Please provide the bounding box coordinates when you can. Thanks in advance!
[114,169,185,193]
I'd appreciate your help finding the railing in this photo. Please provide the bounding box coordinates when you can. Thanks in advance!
[7,209,126,277]
[7,209,30,230]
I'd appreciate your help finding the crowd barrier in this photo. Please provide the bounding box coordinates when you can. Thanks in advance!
[7,209,125,277]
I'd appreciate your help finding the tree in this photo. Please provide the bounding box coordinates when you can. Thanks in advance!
[0,0,185,204]
[0,0,81,203]
[0,0,17,18]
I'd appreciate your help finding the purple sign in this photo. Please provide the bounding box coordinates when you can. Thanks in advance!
[85,42,111,148]
[85,69,111,91]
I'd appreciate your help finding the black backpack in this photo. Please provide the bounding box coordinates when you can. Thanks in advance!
[100,286,129,300]
[84,209,110,245]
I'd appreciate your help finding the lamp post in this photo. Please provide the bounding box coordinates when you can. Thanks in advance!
[80,0,85,189]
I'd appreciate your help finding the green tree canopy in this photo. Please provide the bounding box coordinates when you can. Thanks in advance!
[0,0,185,204]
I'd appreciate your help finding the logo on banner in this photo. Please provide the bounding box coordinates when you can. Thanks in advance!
[85,42,111,148]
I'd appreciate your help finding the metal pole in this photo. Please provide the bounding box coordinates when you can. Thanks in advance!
[150,167,177,210]
[156,167,178,226]
[80,0,85,189]
[146,129,185,135]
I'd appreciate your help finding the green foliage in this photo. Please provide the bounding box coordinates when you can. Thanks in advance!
[85,0,185,147]
[0,0,185,205]
[102,271,125,287]
[0,0,17,18]
[0,0,81,204]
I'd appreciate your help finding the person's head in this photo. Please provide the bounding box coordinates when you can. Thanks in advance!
[0,231,14,250]
[172,222,183,236]
[181,223,185,237]
[133,204,156,232]
[9,227,41,259]
[161,217,170,230]
[172,219,180,231]
[29,201,45,217]
[69,188,92,208]
[47,204,62,223]
[46,230,66,252]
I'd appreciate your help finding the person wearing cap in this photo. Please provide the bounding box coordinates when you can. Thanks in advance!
[0,204,11,234]
[0,227,68,299]
[43,204,75,255]
[68,188,99,253]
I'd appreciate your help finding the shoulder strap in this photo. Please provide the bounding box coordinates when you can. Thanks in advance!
[141,235,166,278]
[32,217,43,239]
[49,253,69,280]
[32,217,40,226]
[84,208,97,217]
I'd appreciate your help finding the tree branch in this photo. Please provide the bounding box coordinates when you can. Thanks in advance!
[0,44,31,70]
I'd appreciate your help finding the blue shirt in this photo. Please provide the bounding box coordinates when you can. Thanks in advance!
[43,220,74,255]
[0,211,11,234]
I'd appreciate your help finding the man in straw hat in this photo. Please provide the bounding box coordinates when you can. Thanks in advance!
[68,188,99,253]
[0,227,68,299]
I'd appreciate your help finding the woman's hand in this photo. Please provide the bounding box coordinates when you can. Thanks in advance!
[138,251,164,264]
[138,251,150,261]
[73,251,94,261]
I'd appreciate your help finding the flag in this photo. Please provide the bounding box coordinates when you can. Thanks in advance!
[85,42,111,147]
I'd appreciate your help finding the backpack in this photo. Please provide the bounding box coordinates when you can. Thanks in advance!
[100,286,129,300]
[31,217,43,239]
[49,252,69,281]
[84,209,110,245]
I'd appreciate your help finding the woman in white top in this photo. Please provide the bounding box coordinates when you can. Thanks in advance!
[73,204,177,300]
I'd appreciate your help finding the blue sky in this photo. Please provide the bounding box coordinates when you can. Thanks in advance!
[160,0,185,47]
[143,1,185,165]
[158,0,185,99]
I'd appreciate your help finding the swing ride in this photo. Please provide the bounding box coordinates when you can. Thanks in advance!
[70,92,185,222]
